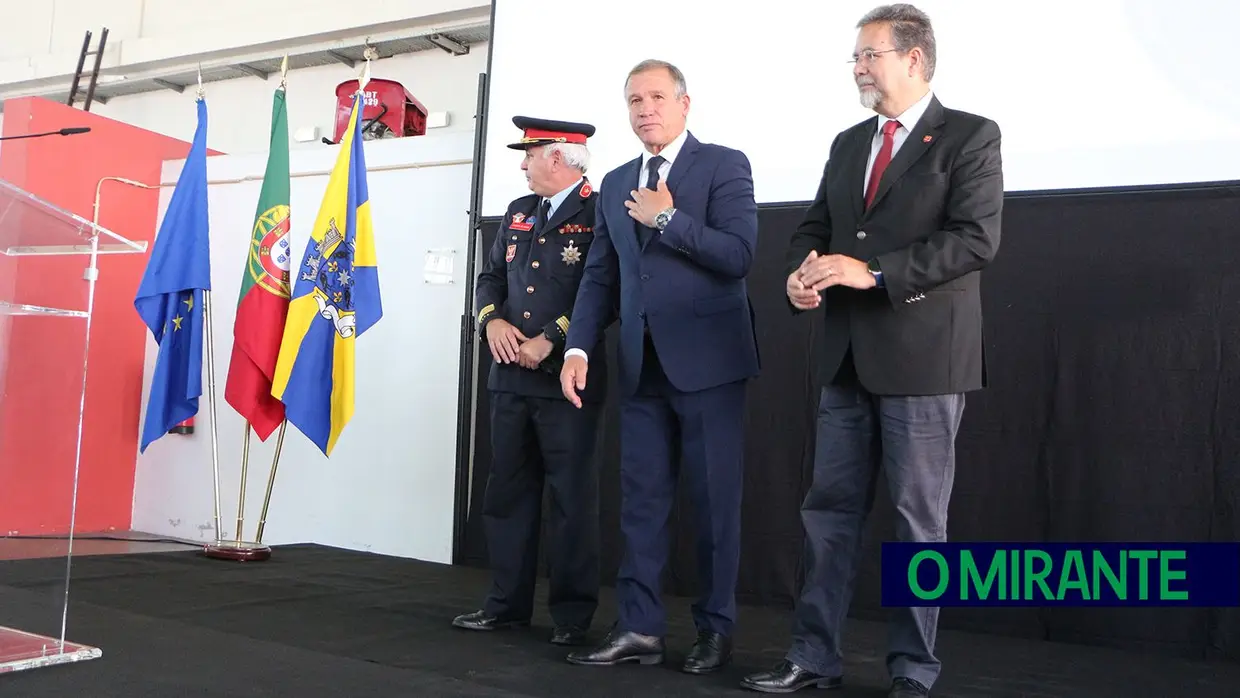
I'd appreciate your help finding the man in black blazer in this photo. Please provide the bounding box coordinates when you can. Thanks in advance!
[741,5,1002,697]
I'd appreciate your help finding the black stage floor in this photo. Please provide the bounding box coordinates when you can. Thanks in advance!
[1,544,1237,697]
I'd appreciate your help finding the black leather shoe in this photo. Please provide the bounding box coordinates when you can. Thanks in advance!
[451,610,529,631]
[550,626,589,646]
[682,630,732,674]
[740,660,843,693]
[565,629,664,666]
[889,677,929,696]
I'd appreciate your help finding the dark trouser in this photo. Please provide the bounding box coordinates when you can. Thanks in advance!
[482,391,602,630]
[615,335,748,638]
[787,370,965,690]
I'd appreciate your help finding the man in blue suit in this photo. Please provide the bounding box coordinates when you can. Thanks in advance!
[560,58,760,675]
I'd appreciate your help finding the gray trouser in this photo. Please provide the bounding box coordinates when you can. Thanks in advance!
[787,383,965,690]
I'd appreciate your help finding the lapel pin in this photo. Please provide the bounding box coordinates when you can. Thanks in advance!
[923,135,933,143]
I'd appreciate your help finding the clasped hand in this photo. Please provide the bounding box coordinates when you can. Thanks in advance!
[785,251,874,310]
[485,319,553,369]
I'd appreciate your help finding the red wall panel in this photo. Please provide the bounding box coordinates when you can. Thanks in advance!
[0,96,221,534]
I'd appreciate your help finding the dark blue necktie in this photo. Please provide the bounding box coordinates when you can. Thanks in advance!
[638,156,665,246]
[645,155,665,190]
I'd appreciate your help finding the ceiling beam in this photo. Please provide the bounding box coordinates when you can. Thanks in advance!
[0,14,489,111]
[326,50,356,69]
[235,64,269,80]
[152,78,184,93]
[428,33,469,56]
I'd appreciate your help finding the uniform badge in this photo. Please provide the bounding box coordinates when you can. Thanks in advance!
[580,181,592,197]
[510,212,533,231]
[506,244,517,263]
[561,240,582,265]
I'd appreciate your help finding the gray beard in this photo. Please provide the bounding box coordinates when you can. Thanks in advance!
[859,87,882,109]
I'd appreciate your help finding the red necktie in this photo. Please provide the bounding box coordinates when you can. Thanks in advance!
[864,119,901,209]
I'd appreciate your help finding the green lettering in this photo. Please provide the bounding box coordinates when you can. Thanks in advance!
[1091,550,1126,600]
[909,551,949,600]
[1129,550,1157,600]
[1057,550,1090,600]
[1159,550,1188,601]
[1023,550,1054,600]
[961,550,1004,600]
[1009,549,1019,600]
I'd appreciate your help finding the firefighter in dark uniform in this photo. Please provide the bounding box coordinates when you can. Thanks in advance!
[452,116,610,647]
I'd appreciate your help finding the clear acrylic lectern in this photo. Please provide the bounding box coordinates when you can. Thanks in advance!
[0,177,146,672]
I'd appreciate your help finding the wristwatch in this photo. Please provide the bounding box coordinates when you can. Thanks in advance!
[867,258,884,287]
[654,207,676,231]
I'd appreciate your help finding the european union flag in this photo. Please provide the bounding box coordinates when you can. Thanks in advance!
[135,97,212,453]
[271,87,382,457]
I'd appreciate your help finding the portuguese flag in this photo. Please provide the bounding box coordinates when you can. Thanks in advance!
[224,87,292,441]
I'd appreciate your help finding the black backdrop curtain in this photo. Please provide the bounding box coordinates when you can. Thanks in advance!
[458,182,1240,662]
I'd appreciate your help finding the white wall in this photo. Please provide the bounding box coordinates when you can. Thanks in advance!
[130,127,475,564]
[92,43,489,155]
[481,0,1239,215]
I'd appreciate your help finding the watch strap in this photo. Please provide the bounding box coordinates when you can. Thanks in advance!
[867,258,884,287]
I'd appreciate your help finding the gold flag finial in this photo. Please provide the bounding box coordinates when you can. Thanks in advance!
[196,63,205,100]
[359,45,377,92]
[279,55,288,89]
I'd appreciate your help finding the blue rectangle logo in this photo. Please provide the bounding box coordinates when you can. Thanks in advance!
[881,543,1240,607]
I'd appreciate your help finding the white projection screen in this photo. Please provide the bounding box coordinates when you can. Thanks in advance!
[481,0,1239,217]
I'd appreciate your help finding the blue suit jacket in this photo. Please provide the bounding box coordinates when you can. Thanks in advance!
[566,131,761,396]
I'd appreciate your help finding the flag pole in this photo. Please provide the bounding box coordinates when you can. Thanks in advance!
[235,422,251,542]
[203,56,290,563]
[193,66,225,550]
[252,56,292,547]
[255,420,287,544]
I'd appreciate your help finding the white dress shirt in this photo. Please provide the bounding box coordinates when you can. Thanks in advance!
[564,130,690,363]
[863,89,935,194]
[639,128,688,188]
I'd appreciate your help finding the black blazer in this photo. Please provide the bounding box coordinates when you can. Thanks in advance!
[786,95,1004,396]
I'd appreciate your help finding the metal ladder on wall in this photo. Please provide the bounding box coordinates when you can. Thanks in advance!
[67,28,109,111]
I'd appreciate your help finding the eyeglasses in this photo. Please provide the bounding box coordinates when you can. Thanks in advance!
[848,49,900,64]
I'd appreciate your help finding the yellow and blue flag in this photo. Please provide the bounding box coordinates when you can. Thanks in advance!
[271,89,382,456]
[135,97,212,453]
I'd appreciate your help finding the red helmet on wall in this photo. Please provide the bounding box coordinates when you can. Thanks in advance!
[333,78,428,143]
